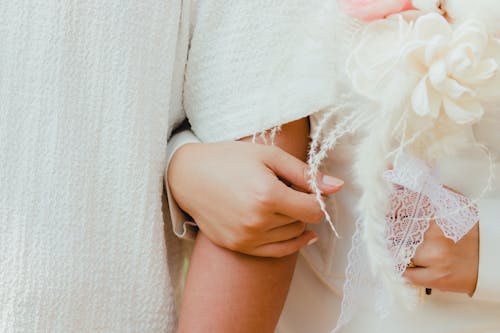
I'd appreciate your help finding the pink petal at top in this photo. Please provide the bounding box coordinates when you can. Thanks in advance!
[338,0,414,21]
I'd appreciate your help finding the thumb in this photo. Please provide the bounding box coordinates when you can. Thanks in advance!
[265,147,343,195]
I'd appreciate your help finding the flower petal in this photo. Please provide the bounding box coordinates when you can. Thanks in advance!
[411,0,443,14]
[451,20,489,60]
[465,58,497,83]
[446,45,471,73]
[413,13,452,41]
[346,18,411,100]
[411,76,442,118]
[445,78,474,99]
[339,0,413,21]
[442,97,484,124]
[428,59,447,90]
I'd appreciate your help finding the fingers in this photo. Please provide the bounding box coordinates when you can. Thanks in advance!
[273,184,325,224]
[252,231,318,258]
[258,213,297,229]
[265,147,343,195]
[411,222,451,267]
[403,267,434,288]
[404,222,452,289]
[263,221,306,244]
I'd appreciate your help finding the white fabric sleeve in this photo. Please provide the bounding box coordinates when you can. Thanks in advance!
[164,129,200,240]
[185,0,339,142]
[472,198,500,303]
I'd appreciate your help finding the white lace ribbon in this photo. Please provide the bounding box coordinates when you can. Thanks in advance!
[384,154,479,274]
[333,154,479,332]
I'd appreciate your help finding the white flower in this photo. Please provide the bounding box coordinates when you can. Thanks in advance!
[445,0,500,33]
[347,12,500,125]
[412,0,443,14]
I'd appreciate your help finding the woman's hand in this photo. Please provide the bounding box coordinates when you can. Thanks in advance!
[168,120,343,258]
[404,220,480,295]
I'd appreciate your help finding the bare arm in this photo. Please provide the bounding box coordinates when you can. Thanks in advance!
[177,118,313,333]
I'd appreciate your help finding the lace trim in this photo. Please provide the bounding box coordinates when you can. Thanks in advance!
[333,154,479,333]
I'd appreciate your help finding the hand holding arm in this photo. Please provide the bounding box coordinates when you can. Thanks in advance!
[167,119,343,257]
[175,118,343,333]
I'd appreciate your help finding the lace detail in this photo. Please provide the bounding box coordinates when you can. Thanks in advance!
[333,154,479,333]
[310,4,488,332]
[384,154,479,276]
[384,154,479,248]
[333,219,365,332]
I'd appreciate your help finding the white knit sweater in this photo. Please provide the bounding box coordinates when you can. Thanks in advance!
[0,1,190,332]
[1,1,342,331]
[182,0,339,143]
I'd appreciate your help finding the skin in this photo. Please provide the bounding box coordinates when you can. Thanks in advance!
[404,220,480,295]
[170,119,479,333]
[174,118,342,332]
[168,120,343,257]
[390,178,480,295]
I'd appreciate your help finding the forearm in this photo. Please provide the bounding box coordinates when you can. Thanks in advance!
[178,234,298,333]
[165,129,201,240]
[177,118,310,333]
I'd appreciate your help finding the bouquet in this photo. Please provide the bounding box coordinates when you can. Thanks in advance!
[306,1,500,331]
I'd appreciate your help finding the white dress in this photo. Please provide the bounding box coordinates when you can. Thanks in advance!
[0,1,190,332]
[167,2,500,333]
[277,115,500,332]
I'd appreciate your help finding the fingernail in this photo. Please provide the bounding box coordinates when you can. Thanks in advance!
[322,175,344,188]
[307,237,318,246]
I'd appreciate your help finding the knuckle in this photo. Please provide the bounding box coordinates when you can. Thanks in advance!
[225,234,253,253]
[290,223,306,237]
[261,144,279,160]
[429,244,451,262]
[224,229,252,250]
[224,238,243,252]
[438,245,452,258]
[242,214,266,232]
[252,183,277,209]
[312,209,324,223]
[266,144,281,155]
[307,204,324,223]
[297,222,307,234]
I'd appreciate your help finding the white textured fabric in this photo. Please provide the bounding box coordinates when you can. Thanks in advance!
[0,1,190,332]
[183,0,338,143]
[165,0,340,240]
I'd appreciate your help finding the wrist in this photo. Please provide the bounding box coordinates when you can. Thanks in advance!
[168,142,201,184]
[167,142,206,217]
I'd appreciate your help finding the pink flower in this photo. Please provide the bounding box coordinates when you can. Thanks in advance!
[339,0,414,21]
